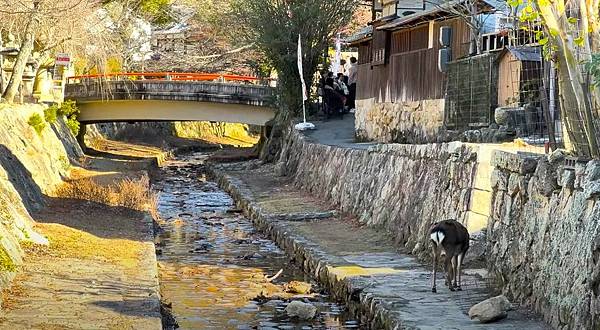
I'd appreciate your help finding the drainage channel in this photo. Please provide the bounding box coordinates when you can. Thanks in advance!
[153,152,360,329]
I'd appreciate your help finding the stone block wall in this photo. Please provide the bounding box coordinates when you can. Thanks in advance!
[282,127,600,329]
[355,99,446,144]
[88,121,258,146]
[487,151,600,329]
[280,129,478,259]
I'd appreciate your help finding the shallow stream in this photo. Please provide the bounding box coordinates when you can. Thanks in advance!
[153,152,360,329]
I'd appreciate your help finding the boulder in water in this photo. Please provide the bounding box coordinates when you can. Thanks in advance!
[284,281,312,294]
[285,300,317,320]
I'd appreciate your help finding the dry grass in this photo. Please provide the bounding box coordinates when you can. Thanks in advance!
[34,223,142,269]
[1,279,26,311]
[53,175,157,213]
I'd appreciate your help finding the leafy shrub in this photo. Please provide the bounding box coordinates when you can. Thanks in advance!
[0,245,16,272]
[27,113,47,136]
[39,101,81,136]
[43,106,58,124]
[57,100,81,136]
[56,100,79,118]
[66,119,80,137]
[587,53,600,88]
[58,155,71,172]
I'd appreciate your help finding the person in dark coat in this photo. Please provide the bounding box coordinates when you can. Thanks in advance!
[323,77,345,119]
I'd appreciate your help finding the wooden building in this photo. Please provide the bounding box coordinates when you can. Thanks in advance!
[496,46,542,107]
[350,0,482,143]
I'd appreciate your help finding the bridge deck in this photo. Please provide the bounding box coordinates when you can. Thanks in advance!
[64,78,277,125]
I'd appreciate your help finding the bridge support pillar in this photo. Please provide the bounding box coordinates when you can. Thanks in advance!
[77,124,87,153]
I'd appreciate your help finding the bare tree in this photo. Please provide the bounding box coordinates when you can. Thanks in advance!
[0,0,121,102]
[1,1,40,103]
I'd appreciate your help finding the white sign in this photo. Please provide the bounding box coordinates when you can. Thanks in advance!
[297,34,307,101]
[295,34,314,130]
[55,53,71,66]
[332,34,342,75]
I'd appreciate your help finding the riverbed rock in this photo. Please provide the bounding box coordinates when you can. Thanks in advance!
[284,281,312,294]
[274,161,287,177]
[285,300,317,320]
[469,295,513,323]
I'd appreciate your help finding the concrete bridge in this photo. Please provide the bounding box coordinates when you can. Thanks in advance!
[64,73,277,126]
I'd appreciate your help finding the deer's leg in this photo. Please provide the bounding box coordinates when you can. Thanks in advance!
[431,246,438,293]
[452,255,458,289]
[447,256,455,291]
[443,252,449,286]
[456,252,464,291]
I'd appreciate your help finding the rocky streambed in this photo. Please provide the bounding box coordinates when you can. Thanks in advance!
[153,152,360,329]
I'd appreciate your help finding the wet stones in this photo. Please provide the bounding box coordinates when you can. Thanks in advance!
[189,243,213,253]
[284,281,312,295]
[284,300,317,320]
[236,252,264,260]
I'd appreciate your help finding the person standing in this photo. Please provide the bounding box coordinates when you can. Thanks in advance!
[323,77,345,119]
[347,57,358,112]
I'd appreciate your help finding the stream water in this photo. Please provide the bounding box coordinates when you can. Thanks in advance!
[153,152,360,329]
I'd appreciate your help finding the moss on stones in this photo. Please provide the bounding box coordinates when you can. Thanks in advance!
[0,245,16,272]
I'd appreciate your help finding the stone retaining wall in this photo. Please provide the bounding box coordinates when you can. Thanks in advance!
[88,121,258,146]
[487,151,600,329]
[281,126,600,329]
[279,129,479,259]
[355,99,446,144]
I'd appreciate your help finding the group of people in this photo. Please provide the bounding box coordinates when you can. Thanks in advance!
[319,57,357,119]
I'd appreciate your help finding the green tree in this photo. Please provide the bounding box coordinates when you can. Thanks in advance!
[512,0,600,158]
[233,0,358,159]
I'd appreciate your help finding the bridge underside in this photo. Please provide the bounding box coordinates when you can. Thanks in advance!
[77,100,276,125]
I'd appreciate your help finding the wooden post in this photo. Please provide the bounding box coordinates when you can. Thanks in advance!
[541,61,557,150]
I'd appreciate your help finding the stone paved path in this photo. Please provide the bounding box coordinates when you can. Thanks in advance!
[0,196,161,329]
[302,114,376,149]
[215,163,549,329]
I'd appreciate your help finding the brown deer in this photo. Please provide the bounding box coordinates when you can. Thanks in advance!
[429,219,469,293]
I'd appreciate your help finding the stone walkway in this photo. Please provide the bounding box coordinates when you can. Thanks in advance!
[302,114,376,149]
[212,163,549,329]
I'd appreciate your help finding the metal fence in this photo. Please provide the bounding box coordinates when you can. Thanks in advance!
[444,53,498,130]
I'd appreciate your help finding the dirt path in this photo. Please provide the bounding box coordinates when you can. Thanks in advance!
[0,139,171,329]
[0,199,161,330]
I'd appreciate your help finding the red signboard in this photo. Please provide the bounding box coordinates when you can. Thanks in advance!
[55,53,71,66]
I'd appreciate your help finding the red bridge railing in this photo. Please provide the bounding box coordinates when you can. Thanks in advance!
[66,72,273,85]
